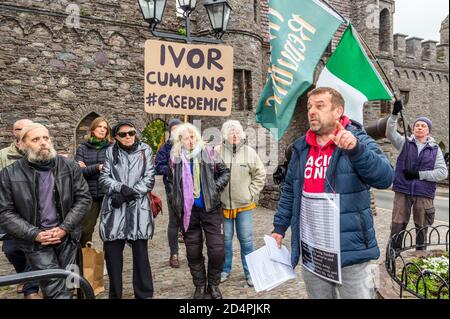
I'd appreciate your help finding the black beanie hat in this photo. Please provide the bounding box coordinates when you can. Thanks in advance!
[111,120,135,137]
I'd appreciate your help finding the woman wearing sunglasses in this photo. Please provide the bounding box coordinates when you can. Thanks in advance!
[99,120,155,299]
[75,117,112,247]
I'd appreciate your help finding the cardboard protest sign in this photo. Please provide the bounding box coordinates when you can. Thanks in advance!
[144,40,234,116]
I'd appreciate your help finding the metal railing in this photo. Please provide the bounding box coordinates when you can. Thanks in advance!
[0,269,95,299]
[385,225,449,299]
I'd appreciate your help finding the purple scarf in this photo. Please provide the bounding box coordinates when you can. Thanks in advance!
[180,146,202,232]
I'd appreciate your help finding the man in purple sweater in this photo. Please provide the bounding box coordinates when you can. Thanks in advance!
[0,123,91,298]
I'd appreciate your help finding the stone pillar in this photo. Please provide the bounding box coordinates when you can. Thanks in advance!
[437,43,449,64]
[422,40,438,62]
[440,16,449,45]
[393,33,408,59]
[406,37,424,61]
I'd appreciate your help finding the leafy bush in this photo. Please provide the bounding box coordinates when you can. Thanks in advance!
[142,119,166,155]
[401,252,449,299]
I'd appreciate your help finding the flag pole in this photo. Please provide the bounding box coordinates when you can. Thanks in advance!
[354,30,410,139]
[354,31,397,99]
[320,0,397,97]
[319,0,348,23]
[353,27,410,168]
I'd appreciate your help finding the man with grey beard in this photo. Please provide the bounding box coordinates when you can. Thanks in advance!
[0,123,92,299]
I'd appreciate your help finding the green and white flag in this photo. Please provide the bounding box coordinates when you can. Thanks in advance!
[316,24,393,123]
[256,0,344,140]
[256,0,344,139]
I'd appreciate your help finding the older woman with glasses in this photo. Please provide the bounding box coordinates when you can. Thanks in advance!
[99,120,155,299]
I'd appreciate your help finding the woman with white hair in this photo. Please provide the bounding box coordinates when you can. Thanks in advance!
[167,123,230,299]
[215,120,266,287]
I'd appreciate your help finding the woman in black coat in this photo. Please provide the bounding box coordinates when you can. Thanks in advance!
[75,117,112,247]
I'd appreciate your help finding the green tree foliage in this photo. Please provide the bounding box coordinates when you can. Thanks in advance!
[142,119,166,154]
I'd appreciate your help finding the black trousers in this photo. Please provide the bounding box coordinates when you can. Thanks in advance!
[80,199,102,247]
[24,236,78,299]
[182,206,224,287]
[2,239,39,296]
[167,196,180,256]
[104,239,153,299]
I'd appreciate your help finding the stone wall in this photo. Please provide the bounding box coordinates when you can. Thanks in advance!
[0,0,185,149]
[0,0,269,156]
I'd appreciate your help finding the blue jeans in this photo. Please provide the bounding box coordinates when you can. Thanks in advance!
[222,210,254,279]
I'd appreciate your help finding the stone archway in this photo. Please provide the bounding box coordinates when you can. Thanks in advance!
[75,112,101,151]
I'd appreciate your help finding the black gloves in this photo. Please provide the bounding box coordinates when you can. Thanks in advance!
[273,164,287,186]
[392,100,403,116]
[404,169,420,180]
[111,193,126,208]
[111,186,138,208]
[120,185,139,202]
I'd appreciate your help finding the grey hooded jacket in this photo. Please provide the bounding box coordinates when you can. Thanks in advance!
[99,141,155,241]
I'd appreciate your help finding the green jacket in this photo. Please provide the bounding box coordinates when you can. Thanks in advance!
[215,143,266,210]
[0,143,23,170]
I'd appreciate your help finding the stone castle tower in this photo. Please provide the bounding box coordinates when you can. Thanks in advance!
[441,15,449,45]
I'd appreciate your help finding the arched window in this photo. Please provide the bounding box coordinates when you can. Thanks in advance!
[75,112,101,149]
[233,69,253,110]
[394,70,401,78]
[436,74,442,83]
[380,100,391,116]
[419,72,426,81]
[403,70,410,79]
[429,73,435,82]
[412,71,418,80]
[379,9,391,52]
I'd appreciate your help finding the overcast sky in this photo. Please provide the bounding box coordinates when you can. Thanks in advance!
[394,0,449,42]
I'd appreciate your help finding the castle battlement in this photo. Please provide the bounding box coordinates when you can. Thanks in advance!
[394,34,448,66]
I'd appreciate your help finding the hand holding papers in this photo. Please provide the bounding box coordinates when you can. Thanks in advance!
[264,235,291,266]
[245,235,296,292]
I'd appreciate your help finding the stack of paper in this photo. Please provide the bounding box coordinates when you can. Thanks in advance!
[245,235,297,292]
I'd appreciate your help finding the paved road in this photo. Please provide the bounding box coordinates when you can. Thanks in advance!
[373,189,449,222]
[0,178,448,299]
